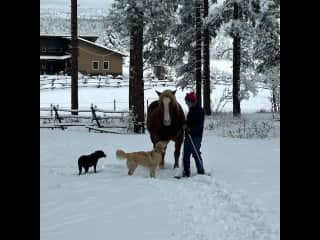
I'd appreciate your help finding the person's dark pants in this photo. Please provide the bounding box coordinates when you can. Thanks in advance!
[182,134,205,176]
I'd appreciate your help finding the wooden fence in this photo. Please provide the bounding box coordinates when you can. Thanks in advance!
[40,75,177,90]
[40,104,135,133]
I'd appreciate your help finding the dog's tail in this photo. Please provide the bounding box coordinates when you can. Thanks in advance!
[116,149,127,160]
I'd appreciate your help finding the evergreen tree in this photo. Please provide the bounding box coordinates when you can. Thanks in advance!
[203,0,212,115]
[172,0,197,88]
[195,0,202,105]
[143,0,179,67]
[232,1,241,116]
[207,0,272,116]
[254,0,280,112]
[128,1,144,133]
[109,0,145,133]
[107,0,181,133]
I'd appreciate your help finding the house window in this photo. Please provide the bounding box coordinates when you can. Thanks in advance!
[41,47,47,52]
[103,61,109,70]
[92,61,99,70]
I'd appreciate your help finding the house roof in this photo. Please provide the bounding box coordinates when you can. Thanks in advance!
[40,34,127,57]
[40,55,71,60]
[78,37,127,57]
[40,34,98,42]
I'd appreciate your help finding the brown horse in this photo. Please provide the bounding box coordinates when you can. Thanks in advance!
[147,89,185,168]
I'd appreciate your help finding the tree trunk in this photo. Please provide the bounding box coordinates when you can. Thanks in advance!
[203,0,211,115]
[232,2,241,117]
[272,86,278,113]
[129,34,134,110]
[71,0,78,115]
[195,0,202,106]
[130,11,144,134]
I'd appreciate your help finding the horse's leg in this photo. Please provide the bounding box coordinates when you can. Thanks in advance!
[174,137,183,168]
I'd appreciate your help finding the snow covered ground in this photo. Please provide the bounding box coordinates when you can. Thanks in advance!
[40,83,279,240]
[40,84,272,114]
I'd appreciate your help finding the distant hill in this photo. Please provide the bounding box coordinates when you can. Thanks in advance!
[40,7,107,35]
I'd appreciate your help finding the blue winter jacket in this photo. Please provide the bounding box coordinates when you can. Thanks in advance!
[186,102,205,138]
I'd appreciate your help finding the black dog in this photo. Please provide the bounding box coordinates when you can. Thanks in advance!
[78,150,106,175]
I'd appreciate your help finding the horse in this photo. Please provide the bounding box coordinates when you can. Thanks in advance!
[147,89,185,168]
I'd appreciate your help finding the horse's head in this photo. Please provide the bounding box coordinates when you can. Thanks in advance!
[156,89,177,126]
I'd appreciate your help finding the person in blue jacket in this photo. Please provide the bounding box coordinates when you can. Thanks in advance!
[182,92,205,177]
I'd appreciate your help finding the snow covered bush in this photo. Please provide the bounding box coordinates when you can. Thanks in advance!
[225,119,275,139]
[206,114,279,139]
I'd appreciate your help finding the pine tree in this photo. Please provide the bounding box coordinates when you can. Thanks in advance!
[108,0,145,133]
[71,0,78,115]
[207,0,268,116]
[203,0,212,115]
[232,1,241,116]
[128,1,144,133]
[171,0,197,88]
[195,0,202,105]
[254,0,280,112]
[143,0,179,67]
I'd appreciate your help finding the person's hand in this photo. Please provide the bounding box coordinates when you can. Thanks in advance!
[183,124,190,133]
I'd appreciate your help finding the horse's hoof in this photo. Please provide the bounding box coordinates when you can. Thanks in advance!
[173,164,179,168]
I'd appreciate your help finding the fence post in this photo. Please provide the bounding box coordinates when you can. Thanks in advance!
[114,99,116,112]
[91,105,101,128]
[50,104,53,118]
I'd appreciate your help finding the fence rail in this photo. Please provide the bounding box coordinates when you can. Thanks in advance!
[40,74,177,90]
[40,104,135,133]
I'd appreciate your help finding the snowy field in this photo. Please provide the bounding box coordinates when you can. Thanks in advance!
[40,84,272,113]
[40,84,280,240]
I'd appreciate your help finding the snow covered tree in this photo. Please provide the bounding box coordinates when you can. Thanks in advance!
[108,0,145,133]
[71,0,79,115]
[107,0,180,133]
[253,0,280,112]
[171,0,197,88]
[203,0,212,115]
[128,1,144,133]
[207,0,275,116]
[195,0,202,105]
[231,1,241,116]
[96,23,128,53]
[142,0,179,67]
[108,0,179,68]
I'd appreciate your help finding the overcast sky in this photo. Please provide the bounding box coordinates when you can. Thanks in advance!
[40,0,114,9]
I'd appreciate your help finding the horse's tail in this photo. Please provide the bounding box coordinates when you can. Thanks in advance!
[116,150,127,160]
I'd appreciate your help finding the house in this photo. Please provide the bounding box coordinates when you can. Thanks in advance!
[40,34,126,76]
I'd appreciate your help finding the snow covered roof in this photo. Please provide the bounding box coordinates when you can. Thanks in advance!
[40,34,99,43]
[78,37,127,57]
[40,55,71,60]
[40,34,127,57]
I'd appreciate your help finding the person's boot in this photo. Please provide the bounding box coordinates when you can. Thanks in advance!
[182,170,190,177]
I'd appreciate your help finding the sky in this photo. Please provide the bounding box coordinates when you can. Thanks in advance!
[40,0,114,9]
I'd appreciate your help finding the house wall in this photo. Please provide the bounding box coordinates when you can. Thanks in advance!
[78,41,123,76]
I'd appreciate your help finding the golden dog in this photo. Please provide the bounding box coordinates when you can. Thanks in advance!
[116,141,167,178]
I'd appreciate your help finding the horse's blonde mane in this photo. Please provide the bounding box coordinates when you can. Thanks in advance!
[158,90,177,106]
